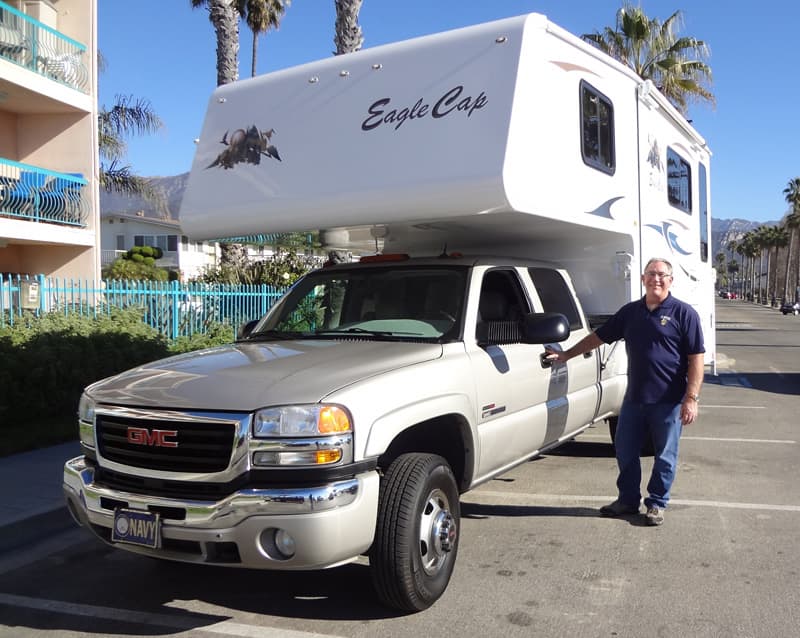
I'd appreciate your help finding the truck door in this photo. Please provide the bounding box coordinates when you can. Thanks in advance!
[467,268,559,481]
[527,268,601,442]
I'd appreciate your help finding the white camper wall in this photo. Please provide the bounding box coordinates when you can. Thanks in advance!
[499,17,644,316]
[636,83,715,365]
[181,16,530,241]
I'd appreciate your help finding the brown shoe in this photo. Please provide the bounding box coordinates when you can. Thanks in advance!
[645,506,664,526]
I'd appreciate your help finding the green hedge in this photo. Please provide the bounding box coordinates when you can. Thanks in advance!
[0,308,235,426]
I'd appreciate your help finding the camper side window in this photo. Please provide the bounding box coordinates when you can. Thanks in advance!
[667,147,692,213]
[580,81,615,175]
[699,163,709,262]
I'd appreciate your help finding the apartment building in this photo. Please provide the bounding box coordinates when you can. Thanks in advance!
[0,0,98,281]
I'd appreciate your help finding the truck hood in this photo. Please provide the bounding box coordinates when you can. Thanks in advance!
[87,340,443,411]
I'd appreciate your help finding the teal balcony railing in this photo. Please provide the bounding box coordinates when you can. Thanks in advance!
[0,158,89,227]
[0,0,89,93]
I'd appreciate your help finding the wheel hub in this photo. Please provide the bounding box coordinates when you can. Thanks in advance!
[420,489,458,575]
[435,511,457,553]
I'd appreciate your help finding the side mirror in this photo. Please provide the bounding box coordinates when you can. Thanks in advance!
[521,312,570,344]
[237,319,259,340]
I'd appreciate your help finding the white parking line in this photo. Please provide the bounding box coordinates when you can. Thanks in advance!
[700,404,766,409]
[681,436,796,444]
[0,592,344,638]
[465,491,800,513]
[580,433,795,444]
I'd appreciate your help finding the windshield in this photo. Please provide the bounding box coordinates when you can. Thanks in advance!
[246,265,468,342]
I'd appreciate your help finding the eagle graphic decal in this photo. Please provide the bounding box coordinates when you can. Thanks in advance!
[207,125,281,170]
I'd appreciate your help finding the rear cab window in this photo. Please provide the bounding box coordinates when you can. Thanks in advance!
[528,268,584,331]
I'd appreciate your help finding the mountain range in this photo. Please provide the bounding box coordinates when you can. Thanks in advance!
[100,172,778,257]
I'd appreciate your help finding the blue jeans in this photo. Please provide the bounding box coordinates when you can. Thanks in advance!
[614,402,682,509]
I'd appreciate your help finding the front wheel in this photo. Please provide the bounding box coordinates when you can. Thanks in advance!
[369,453,460,612]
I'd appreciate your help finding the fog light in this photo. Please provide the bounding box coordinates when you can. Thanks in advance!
[259,527,296,560]
[274,529,296,558]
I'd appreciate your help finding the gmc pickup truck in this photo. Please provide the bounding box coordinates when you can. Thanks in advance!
[64,254,626,611]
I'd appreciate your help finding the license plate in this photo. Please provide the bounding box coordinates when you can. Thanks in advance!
[112,508,161,549]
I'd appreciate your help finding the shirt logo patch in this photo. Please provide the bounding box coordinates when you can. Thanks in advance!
[660,315,672,326]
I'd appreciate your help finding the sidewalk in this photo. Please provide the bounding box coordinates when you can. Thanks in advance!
[0,440,81,553]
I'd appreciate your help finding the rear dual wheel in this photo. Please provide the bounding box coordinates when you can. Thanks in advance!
[369,453,460,612]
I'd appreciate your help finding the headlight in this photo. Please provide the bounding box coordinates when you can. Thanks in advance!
[253,405,352,437]
[77,393,96,449]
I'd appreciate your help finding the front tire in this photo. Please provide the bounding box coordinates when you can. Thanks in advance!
[369,453,460,612]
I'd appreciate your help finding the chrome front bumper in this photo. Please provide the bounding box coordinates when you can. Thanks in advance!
[63,456,379,570]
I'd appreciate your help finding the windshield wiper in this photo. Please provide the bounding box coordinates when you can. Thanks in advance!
[241,330,305,342]
[316,327,396,337]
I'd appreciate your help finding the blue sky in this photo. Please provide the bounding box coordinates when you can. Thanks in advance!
[99,1,799,223]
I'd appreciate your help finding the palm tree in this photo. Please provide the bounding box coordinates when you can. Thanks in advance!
[738,232,759,301]
[98,94,162,198]
[581,3,714,114]
[191,0,244,267]
[714,251,726,288]
[782,177,800,301]
[333,0,364,55]
[236,0,290,78]
[769,226,789,303]
[191,0,240,85]
[727,259,739,297]
[756,225,786,305]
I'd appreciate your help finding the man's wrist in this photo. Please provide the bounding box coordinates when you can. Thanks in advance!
[685,393,699,403]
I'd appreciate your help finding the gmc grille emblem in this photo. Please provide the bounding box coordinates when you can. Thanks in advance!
[126,427,179,448]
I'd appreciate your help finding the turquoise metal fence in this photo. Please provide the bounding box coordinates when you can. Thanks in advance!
[0,275,286,340]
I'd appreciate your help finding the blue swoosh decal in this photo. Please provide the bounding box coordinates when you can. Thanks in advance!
[586,196,624,219]
[646,221,693,256]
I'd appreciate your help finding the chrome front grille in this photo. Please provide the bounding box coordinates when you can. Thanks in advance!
[96,413,237,473]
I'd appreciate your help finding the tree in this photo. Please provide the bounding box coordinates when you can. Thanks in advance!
[769,226,789,303]
[194,248,316,286]
[190,0,240,86]
[714,251,726,288]
[236,0,290,78]
[738,232,760,301]
[99,93,162,198]
[191,0,247,269]
[782,177,800,301]
[103,246,169,281]
[323,0,365,261]
[756,226,787,304]
[727,259,739,297]
[333,0,364,55]
[581,3,714,114]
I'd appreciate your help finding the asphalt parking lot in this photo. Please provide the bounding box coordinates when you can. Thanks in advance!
[0,299,797,638]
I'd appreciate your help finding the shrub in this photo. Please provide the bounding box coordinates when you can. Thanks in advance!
[0,308,169,424]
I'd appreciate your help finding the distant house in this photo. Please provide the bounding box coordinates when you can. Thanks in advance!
[101,212,286,280]
[100,213,218,280]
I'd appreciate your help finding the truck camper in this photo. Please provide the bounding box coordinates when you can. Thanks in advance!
[64,13,715,612]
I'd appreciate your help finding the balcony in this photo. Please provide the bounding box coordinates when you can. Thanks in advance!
[0,158,89,227]
[0,1,89,94]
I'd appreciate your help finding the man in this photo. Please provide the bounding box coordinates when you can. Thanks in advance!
[545,258,705,526]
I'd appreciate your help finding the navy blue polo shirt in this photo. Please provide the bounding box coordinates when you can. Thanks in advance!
[595,293,705,404]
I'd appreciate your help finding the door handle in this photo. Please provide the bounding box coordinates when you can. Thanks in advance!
[540,352,554,369]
